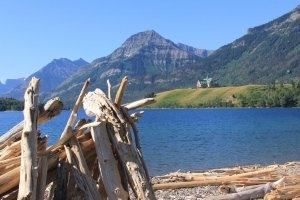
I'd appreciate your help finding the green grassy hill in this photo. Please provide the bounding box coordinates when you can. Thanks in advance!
[149,84,299,108]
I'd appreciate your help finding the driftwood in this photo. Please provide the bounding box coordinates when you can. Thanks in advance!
[36,136,48,200]
[114,76,128,108]
[0,76,155,199]
[53,159,68,200]
[90,122,128,200]
[209,178,285,200]
[18,77,40,200]
[65,137,102,200]
[264,184,300,199]
[83,88,156,199]
[60,78,90,139]
[107,79,112,100]
[124,98,156,110]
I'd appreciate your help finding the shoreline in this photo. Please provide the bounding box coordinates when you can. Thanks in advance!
[152,161,300,199]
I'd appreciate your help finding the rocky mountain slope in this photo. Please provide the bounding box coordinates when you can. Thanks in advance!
[6,58,88,100]
[47,30,210,106]
[176,5,300,86]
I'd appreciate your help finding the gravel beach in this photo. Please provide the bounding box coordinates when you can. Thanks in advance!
[152,162,300,200]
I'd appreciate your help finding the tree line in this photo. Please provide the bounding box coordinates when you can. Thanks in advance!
[238,83,300,108]
[0,98,24,111]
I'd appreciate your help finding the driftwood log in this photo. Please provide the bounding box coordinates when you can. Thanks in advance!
[90,122,128,200]
[18,77,40,200]
[83,88,156,199]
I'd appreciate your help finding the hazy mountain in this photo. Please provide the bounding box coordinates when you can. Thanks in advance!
[176,43,213,57]
[6,58,88,100]
[0,78,25,95]
[47,30,208,106]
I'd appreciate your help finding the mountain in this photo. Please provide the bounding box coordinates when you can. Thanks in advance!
[47,30,209,106]
[176,43,213,57]
[176,5,300,86]
[0,78,25,95]
[5,58,88,100]
[23,5,300,106]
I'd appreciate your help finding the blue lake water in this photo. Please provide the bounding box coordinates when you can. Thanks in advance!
[1,108,300,175]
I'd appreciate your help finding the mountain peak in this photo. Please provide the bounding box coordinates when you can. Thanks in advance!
[73,58,89,66]
[110,30,177,59]
[122,30,170,47]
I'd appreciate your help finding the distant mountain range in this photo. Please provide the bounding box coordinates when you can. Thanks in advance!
[46,30,211,105]
[0,78,25,95]
[4,58,88,100]
[3,5,300,107]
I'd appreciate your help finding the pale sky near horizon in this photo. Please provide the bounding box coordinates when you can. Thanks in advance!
[0,0,299,82]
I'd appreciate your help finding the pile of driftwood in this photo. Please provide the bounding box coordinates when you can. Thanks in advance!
[0,76,156,199]
[153,162,300,199]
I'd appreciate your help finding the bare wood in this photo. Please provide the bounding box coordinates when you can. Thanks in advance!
[0,166,20,195]
[91,122,128,200]
[53,159,69,200]
[124,98,156,110]
[209,178,284,200]
[0,97,63,150]
[264,185,300,200]
[153,170,281,190]
[114,76,128,108]
[121,107,150,181]
[83,89,156,200]
[107,79,112,100]
[60,78,90,139]
[0,156,20,167]
[1,189,18,200]
[18,77,40,200]
[65,137,102,200]
[36,136,48,200]
[207,182,277,200]
[167,166,280,181]
[130,111,144,123]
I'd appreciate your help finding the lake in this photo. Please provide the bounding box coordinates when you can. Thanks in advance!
[1,108,300,175]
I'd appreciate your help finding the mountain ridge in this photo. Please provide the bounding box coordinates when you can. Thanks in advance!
[5,58,89,100]
[46,30,210,106]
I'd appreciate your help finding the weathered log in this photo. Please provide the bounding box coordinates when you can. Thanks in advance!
[208,183,276,200]
[1,189,18,200]
[65,137,102,200]
[0,140,21,161]
[18,77,40,200]
[36,136,48,200]
[91,122,128,200]
[0,167,20,195]
[53,159,69,200]
[114,76,128,108]
[121,107,150,182]
[167,166,280,182]
[107,79,112,100]
[60,78,90,139]
[208,178,284,200]
[123,98,156,110]
[264,184,300,200]
[83,89,156,200]
[130,111,144,123]
[0,97,63,150]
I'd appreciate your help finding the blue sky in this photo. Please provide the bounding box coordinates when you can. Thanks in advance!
[0,0,299,82]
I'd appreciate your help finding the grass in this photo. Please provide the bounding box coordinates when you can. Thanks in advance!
[148,85,265,108]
